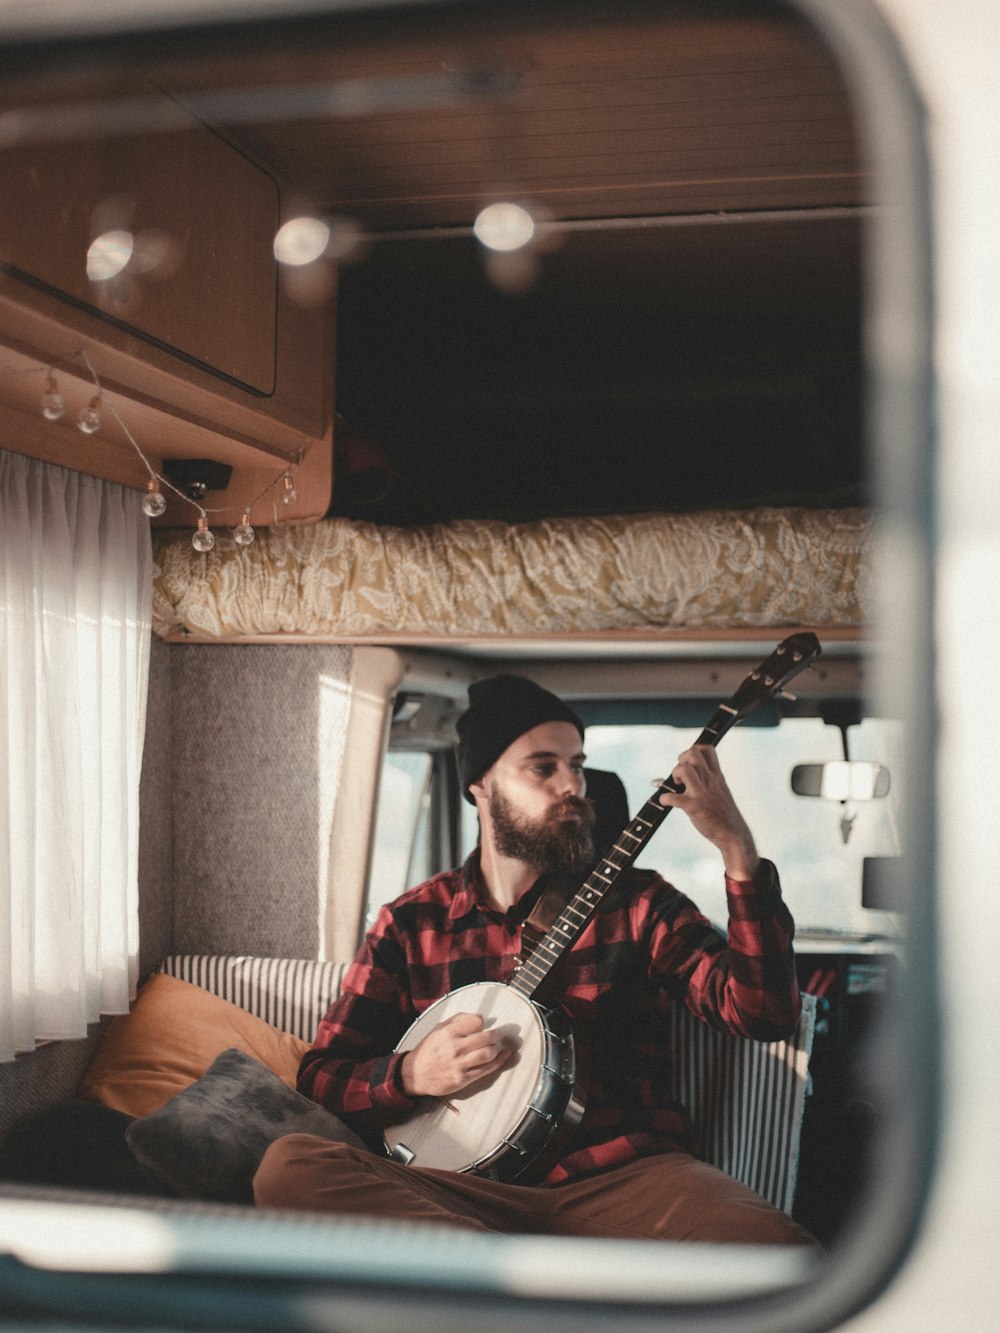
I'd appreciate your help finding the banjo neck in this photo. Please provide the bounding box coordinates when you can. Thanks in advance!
[508,744,708,1002]
[508,631,821,1004]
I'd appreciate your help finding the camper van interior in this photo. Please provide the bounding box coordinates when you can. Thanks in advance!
[0,1,927,1329]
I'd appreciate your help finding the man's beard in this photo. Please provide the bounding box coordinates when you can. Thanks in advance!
[488,786,596,877]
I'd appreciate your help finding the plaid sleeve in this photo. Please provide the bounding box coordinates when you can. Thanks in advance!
[645,859,801,1041]
[297,910,418,1146]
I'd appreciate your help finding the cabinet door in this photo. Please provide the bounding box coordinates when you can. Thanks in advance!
[0,90,279,392]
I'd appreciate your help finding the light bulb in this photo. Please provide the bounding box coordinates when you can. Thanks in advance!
[191,517,215,553]
[234,512,255,546]
[273,216,330,267]
[474,201,536,252]
[76,395,102,435]
[141,480,167,518]
[41,375,65,421]
[281,473,298,506]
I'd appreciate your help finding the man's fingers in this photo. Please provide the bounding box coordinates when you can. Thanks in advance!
[459,1030,507,1064]
[442,1011,485,1035]
[460,1045,511,1084]
[656,746,729,806]
[436,1013,508,1061]
[672,745,721,781]
[686,744,721,771]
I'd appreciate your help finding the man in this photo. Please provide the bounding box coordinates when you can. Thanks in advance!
[254,675,816,1246]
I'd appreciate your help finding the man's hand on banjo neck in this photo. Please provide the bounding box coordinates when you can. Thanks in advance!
[656,744,761,882]
[400,1012,512,1098]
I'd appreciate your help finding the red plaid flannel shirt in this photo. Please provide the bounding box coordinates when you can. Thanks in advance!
[298,852,801,1185]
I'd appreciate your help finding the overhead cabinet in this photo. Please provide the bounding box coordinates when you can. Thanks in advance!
[0,80,332,519]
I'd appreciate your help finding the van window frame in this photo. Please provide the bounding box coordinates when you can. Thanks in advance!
[787,0,939,1322]
[0,0,937,1327]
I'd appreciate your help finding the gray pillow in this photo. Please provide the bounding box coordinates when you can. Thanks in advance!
[125,1046,366,1203]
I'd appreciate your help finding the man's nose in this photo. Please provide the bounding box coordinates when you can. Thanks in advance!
[557,766,585,797]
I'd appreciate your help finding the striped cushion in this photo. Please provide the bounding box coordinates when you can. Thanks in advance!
[157,955,348,1044]
[158,954,814,1212]
[668,993,816,1214]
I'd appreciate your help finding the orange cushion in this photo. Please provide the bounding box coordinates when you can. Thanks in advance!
[78,973,309,1118]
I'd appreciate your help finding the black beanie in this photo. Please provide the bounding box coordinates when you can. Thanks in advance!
[456,674,584,803]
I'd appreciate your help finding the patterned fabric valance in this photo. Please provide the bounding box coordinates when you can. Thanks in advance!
[152,506,874,640]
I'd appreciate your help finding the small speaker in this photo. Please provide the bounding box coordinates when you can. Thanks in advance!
[162,458,233,501]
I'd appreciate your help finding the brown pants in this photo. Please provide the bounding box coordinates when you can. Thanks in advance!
[253,1135,818,1247]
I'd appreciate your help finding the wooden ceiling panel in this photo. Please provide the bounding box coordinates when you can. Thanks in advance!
[177,6,865,231]
[254,103,855,192]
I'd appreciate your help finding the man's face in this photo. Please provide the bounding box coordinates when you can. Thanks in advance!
[477,721,596,875]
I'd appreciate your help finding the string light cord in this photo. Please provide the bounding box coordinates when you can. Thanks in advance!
[4,348,305,548]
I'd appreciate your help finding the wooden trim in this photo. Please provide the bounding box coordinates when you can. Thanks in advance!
[158,625,867,647]
[0,285,323,455]
[324,647,407,960]
[0,396,152,490]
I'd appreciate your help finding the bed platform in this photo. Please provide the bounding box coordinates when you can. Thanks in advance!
[152,507,874,642]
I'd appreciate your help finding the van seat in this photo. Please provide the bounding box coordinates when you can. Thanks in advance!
[157,953,815,1214]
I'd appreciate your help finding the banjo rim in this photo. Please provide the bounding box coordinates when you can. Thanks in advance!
[384,981,584,1181]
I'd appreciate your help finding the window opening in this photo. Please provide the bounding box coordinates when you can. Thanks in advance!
[583,717,903,942]
[366,751,432,928]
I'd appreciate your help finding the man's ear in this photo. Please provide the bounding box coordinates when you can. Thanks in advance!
[468,774,487,805]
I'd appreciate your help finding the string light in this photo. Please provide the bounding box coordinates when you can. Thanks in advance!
[191,516,215,552]
[40,373,65,421]
[233,510,255,546]
[9,348,306,542]
[76,394,102,434]
[141,479,168,518]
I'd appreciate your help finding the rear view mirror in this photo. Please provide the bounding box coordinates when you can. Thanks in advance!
[791,761,891,800]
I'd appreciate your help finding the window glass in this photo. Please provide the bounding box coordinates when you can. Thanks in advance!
[366,751,432,927]
[583,719,904,941]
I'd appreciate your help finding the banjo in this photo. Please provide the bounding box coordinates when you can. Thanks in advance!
[384,632,821,1183]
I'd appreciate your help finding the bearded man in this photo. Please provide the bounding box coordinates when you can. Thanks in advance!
[255,675,817,1246]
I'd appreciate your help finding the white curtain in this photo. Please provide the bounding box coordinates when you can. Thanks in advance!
[0,449,152,1061]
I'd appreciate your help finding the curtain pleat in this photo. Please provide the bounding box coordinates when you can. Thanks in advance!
[0,449,151,1060]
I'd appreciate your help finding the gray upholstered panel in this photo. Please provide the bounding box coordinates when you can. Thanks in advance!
[0,1025,107,1147]
[169,644,352,959]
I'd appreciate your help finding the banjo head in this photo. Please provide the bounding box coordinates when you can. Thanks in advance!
[385,983,549,1174]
